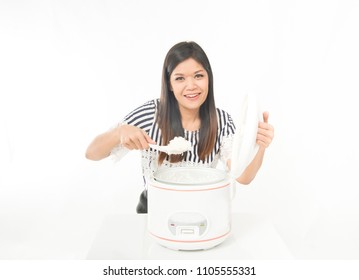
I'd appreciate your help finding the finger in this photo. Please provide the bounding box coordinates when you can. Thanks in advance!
[258,124,274,141]
[142,131,156,145]
[256,133,272,145]
[131,130,154,150]
[258,122,272,130]
[257,127,274,138]
[256,128,273,148]
[263,111,269,123]
[137,133,151,150]
[123,133,142,150]
[121,137,135,150]
[132,130,150,149]
[132,137,144,150]
[256,138,269,148]
[136,130,155,149]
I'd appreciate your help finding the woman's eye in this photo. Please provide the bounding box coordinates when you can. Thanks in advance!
[175,77,184,81]
[195,74,204,79]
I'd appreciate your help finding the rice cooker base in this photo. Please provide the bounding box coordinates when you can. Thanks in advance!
[148,167,232,251]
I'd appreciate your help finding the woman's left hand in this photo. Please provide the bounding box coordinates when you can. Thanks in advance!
[256,111,274,149]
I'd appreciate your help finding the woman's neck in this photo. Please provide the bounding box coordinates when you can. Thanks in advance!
[180,109,201,131]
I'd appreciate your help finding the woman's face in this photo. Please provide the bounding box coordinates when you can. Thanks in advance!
[170,58,209,114]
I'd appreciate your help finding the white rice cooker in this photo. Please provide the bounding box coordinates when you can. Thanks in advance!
[147,93,262,250]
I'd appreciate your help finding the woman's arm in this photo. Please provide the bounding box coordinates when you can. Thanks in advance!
[85,125,156,161]
[234,111,274,184]
[236,147,265,184]
[85,126,122,161]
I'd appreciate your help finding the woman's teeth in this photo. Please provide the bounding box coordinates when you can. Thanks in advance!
[185,94,199,98]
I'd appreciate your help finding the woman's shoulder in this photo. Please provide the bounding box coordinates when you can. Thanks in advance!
[123,99,158,123]
[141,98,161,110]
[216,107,235,133]
[138,98,159,109]
[216,108,234,123]
[127,99,158,114]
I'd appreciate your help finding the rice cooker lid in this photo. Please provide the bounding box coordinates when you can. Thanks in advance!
[230,93,263,179]
[153,167,227,186]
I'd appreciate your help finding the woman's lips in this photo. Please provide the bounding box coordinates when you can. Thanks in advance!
[184,93,200,100]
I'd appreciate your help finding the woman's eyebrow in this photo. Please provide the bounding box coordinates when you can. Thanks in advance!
[173,69,205,76]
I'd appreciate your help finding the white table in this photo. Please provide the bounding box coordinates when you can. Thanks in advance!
[86,213,293,259]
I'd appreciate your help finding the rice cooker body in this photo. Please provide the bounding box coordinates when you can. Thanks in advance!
[148,167,232,251]
[147,94,262,251]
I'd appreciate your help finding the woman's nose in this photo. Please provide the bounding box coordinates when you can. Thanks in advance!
[186,78,197,90]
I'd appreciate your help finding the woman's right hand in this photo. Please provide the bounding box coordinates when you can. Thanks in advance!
[118,124,156,150]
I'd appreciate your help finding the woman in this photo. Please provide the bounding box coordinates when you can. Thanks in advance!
[85,41,274,213]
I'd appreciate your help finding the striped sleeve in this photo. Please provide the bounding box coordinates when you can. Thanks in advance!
[217,108,236,136]
[122,99,157,133]
[216,108,236,165]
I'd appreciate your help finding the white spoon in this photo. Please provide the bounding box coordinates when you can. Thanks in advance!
[148,144,184,155]
[149,137,191,155]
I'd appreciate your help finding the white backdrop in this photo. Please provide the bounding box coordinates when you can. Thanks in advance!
[1,0,358,259]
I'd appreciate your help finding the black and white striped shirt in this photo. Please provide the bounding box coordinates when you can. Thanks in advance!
[111,99,236,180]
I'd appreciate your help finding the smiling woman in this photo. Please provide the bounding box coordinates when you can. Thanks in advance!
[85,41,274,213]
[157,42,218,165]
